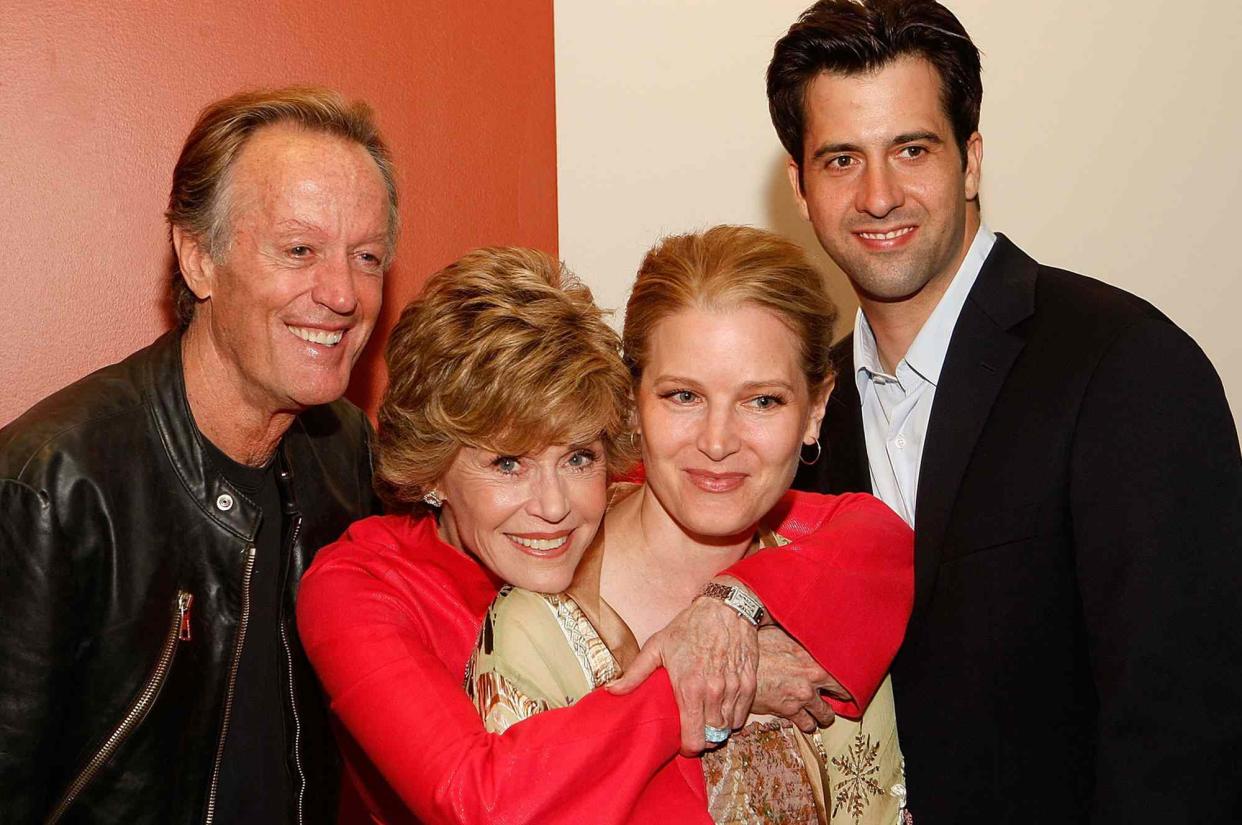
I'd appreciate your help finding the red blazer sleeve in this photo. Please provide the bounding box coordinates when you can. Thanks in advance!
[724,491,913,717]
[297,544,682,825]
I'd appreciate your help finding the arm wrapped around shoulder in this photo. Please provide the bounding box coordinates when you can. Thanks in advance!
[724,492,914,717]
[296,527,684,825]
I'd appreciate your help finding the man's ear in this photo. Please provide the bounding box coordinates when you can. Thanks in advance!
[964,131,983,202]
[786,157,811,222]
[804,376,835,442]
[171,225,215,301]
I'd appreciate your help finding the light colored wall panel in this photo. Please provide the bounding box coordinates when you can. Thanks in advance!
[555,0,1241,428]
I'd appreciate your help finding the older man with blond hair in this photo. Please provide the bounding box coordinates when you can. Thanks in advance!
[0,87,394,824]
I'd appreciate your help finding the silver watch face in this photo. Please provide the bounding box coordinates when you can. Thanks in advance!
[723,588,763,624]
[701,583,764,625]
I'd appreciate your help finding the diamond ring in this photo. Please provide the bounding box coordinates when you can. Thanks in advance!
[704,725,731,744]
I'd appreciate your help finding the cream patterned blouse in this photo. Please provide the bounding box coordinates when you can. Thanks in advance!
[464,497,909,825]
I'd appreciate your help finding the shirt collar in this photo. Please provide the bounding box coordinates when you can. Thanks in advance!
[854,224,996,392]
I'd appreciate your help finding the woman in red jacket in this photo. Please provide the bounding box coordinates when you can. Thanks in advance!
[296,244,912,823]
[464,227,912,823]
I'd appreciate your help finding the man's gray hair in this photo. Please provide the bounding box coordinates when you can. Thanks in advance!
[165,86,398,327]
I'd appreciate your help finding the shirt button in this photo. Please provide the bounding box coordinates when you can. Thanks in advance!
[216,493,234,512]
[894,435,907,449]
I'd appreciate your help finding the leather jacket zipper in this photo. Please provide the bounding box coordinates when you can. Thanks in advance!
[282,516,308,825]
[204,545,256,825]
[45,591,194,825]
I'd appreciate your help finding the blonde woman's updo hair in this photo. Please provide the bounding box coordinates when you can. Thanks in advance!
[623,225,838,390]
[376,247,635,513]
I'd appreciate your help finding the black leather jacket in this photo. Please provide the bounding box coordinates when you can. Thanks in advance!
[0,332,378,824]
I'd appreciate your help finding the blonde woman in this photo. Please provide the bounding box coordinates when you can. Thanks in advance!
[298,244,911,824]
[467,227,913,824]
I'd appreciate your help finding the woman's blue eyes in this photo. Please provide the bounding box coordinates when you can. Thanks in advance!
[662,389,786,409]
[567,449,597,468]
[493,456,521,474]
[490,450,597,475]
[750,395,785,410]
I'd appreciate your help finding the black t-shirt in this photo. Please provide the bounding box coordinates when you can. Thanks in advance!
[202,437,291,823]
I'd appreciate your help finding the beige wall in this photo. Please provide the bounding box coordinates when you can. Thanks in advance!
[555,0,1242,429]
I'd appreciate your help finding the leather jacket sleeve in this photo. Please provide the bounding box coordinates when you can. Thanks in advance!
[0,333,373,824]
[0,478,80,820]
[724,491,914,717]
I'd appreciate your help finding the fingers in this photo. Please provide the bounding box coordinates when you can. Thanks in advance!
[606,642,661,695]
[661,597,761,748]
[703,705,730,745]
[803,694,836,729]
[731,667,756,728]
[720,619,758,728]
[711,666,749,733]
[701,668,753,739]
[789,708,818,734]
[702,673,730,727]
[816,672,852,703]
[679,684,707,755]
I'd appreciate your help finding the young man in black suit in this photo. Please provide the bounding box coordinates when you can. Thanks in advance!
[771,1,1242,821]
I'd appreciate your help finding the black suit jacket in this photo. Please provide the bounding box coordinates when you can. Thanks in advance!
[795,235,1242,823]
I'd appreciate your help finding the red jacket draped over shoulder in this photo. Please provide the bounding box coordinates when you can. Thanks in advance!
[296,490,912,824]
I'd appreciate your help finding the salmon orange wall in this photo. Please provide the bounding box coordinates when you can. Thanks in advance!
[0,0,558,424]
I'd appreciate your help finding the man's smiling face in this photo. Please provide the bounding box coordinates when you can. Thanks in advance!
[189,123,390,416]
[789,55,981,305]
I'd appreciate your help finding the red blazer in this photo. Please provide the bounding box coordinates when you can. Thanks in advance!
[296,490,912,824]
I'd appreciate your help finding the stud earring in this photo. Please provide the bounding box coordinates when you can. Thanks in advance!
[422,489,443,508]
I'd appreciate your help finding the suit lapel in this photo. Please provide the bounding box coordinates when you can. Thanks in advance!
[912,235,1037,615]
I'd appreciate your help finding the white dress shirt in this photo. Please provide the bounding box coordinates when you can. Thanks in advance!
[853,226,997,526]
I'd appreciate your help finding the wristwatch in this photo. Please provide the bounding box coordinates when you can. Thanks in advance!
[699,582,766,627]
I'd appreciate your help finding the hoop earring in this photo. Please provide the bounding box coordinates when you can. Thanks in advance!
[799,438,822,466]
[422,490,443,508]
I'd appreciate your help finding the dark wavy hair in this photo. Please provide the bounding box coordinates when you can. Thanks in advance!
[768,0,982,172]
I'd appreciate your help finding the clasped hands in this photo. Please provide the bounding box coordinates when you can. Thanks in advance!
[606,577,849,755]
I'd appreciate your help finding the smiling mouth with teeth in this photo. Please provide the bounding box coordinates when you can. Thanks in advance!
[507,535,569,552]
[288,325,344,347]
[858,227,915,240]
